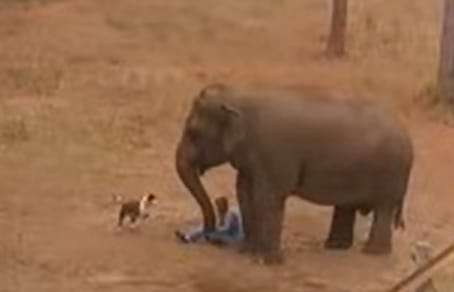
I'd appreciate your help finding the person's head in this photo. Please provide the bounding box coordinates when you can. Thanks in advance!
[214,196,229,218]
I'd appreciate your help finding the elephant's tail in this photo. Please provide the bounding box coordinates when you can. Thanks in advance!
[394,201,405,230]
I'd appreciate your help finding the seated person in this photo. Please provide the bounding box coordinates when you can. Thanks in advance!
[175,196,243,246]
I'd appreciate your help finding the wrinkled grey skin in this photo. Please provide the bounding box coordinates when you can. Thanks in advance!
[175,83,414,264]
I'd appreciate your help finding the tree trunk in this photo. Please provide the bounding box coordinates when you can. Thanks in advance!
[438,0,454,103]
[326,0,348,57]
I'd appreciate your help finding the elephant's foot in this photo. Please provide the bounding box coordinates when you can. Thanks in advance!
[325,206,356,251]
[324,238,353,250]
[362,205,393,255]
[362,240,392,255]
[237,240,258,255]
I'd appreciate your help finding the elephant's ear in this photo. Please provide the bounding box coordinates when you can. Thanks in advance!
[221,104,244,156]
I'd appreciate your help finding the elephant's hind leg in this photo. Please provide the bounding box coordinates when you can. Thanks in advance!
[325,206,356,250]
[362,205,393,255]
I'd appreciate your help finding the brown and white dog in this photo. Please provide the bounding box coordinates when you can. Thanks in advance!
[116,193,157,228]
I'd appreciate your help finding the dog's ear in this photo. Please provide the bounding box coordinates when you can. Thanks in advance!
[148,193,158,204]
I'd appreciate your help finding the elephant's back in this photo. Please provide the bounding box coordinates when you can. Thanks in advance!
[235,86,413,166]
[239,89,413,205]
[246,91,400,141]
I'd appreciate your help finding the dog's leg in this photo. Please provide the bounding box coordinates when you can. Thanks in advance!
[129,213,141,230]
[118,208,126,227]
[131,213,138,224]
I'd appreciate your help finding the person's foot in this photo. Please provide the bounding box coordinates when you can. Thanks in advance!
[175,230,189,243]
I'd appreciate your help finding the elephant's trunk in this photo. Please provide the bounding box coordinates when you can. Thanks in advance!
[176,138,216,233]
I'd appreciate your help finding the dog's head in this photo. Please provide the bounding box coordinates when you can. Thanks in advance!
[138,193,158,215]
[145,193,157,205]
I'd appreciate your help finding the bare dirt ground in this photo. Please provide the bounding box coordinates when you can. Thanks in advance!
[1,0,454,291]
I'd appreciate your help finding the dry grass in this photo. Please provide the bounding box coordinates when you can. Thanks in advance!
[0,64,64,97]
[0,0,444,153]
[0,115,30,144]
[1,0,51,4]
[1,1,454,292]
[413,83,454,126]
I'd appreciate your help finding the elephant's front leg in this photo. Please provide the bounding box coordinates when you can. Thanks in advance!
[235,171,257,254]
[325,206,356,250]
[253,178,286,265]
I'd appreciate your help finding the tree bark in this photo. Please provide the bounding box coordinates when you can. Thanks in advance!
[438,0,454,103]
[326,0,348,57]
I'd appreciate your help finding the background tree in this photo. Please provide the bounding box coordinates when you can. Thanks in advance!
[438,0,454,104]
[326,0,348,57]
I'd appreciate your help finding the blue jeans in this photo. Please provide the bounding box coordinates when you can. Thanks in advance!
[183,225,206,242]
[179,209,243,245]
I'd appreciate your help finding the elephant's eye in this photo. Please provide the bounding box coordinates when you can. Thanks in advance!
[188,128,201,141]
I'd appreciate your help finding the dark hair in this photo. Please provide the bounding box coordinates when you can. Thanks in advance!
[214,196,228,214]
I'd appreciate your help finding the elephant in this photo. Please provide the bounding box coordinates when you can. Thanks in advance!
[175,83,414,264]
